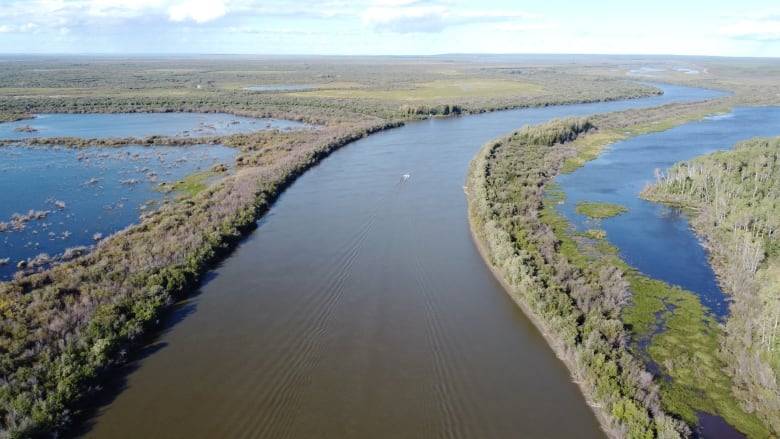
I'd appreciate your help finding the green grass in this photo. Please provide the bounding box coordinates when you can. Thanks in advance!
[622,273,770,438]
[156,170,220,197]
[575,201,628,219]
[561,130,618,173]
[582,229,607,239]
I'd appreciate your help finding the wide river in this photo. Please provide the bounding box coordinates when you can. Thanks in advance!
[81,84,725,438]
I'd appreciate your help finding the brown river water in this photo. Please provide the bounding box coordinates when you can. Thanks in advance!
[80,84,724,438]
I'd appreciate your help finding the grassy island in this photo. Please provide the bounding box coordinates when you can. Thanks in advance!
[575,201,629,219]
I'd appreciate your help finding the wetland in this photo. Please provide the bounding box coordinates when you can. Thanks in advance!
[81,83,722,438]
[1,55,780,438]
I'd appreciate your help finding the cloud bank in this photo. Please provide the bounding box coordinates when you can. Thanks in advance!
[362,1,530,33]
[722,17,780,41]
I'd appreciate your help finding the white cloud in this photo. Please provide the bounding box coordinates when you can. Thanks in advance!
[0,0,235,27]
[722,18,780,41]
[87,0,165,18]
[489,22,555,33]
[168,0,229,23]
[0,22,39,33]
[362,2,531,33]
[363,5,448,32]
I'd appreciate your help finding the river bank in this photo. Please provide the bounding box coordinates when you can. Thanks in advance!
[465,170,614,437]
[465,103,780,437]
[465,118,688,438]
[0,120,401,436]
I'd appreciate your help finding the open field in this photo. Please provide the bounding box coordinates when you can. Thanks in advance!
[289,78,544,100]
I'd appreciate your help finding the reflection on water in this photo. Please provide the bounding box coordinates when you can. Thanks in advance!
[0,144,236,279]
[0,112,309,140]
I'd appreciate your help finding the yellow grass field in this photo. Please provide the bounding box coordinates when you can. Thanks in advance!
[291,78,544,101]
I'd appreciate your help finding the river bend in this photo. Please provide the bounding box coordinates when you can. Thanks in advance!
[82,84,724,438]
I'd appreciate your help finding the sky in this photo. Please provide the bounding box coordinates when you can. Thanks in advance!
[0,0,779,57]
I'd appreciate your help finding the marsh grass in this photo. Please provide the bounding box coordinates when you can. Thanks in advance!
[622,272,770,438]
[575,201,628,219]
[157,169,221,197]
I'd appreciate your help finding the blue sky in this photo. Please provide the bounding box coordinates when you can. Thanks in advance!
[1,0,779,56]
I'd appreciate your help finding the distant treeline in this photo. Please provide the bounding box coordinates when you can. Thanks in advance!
[642,137,780,433]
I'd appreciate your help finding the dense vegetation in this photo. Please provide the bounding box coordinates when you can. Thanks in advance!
[642,137,780,433]
[467,118,690,438]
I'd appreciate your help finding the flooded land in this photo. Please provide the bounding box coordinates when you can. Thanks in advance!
[0,113,306,140]
[0,143,237,279]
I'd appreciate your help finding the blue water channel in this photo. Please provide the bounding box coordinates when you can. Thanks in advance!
[556,107,780,320]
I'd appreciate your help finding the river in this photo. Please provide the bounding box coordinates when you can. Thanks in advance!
[79,84,725,438]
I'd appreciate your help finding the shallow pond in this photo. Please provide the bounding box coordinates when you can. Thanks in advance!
[80,84,727,438]
[0,112,308,140]
[0,144,237,279]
